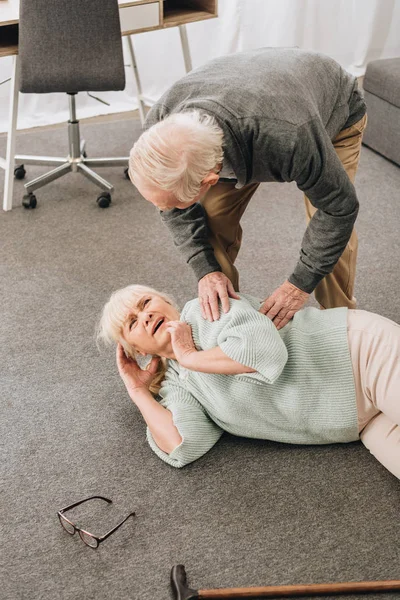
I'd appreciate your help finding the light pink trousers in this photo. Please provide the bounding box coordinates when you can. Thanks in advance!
[348,310,400,479]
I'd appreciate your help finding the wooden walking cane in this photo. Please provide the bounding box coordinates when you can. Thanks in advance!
[171,565,400,600]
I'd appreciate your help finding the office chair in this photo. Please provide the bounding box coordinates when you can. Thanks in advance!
[17,0,128,208]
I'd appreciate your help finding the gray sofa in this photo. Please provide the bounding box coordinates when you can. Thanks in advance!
[362,57,400,166]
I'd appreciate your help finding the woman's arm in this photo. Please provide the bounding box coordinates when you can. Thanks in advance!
[116,344,182,453]
[180,345,256,374]
[147,384,224,468]
[169,298,289,383]
[166,321,255,374]
[130,388,182,454]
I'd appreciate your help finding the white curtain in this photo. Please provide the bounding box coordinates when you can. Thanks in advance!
[0,0,399,133]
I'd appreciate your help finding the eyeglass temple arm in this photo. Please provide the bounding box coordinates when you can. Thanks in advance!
[59,496,112,513]
[99,512,136,541]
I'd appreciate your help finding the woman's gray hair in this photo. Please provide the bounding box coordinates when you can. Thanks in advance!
[96,284,179,395]
[129,110,224,205]
[97,284,178,356]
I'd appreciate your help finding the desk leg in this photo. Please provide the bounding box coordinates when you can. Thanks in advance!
[126,35,146,126]
[179,25,192,73]
[3,55,20,212]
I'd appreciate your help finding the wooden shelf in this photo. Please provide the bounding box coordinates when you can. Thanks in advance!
[119,0,217,35]
[163,8,216,28]
[163,0,217,25]
[0,23,18,57]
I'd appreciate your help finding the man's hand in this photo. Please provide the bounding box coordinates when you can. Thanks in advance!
[165,321,198,369]
[116,344,160,395]
[198,272,240,321]
[260,280,309,329]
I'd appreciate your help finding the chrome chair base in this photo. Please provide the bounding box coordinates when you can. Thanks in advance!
[16,150,129,194]
[15,94,129,205]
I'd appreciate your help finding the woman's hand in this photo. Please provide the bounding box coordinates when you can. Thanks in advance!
[165,321,198,369]
[116,344,159,395]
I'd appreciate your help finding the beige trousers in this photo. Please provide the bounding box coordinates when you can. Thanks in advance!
[201,114,368,303]
[201,181,260,291]
[348,309,400,479]
[305,113,368,308]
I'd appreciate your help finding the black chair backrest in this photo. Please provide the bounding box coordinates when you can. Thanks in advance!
[19,0,125,94]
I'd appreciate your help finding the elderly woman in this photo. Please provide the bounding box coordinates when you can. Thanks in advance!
[97,286,400,478]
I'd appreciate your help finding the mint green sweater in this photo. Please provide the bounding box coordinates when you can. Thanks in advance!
[147,296,358,468]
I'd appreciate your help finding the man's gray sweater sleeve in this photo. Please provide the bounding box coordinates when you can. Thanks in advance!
[287,118,359,293]
[160,202,222,280]
[145,107,222,280]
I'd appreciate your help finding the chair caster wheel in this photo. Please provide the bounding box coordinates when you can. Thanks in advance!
[14,165,26,180]
[97,192,111,208]
[124,167,130,180]
[82,151,87,158]
[22,193,37,209]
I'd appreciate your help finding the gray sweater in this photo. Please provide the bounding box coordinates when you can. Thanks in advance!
[146,295,358,468]
[145,47,366,293]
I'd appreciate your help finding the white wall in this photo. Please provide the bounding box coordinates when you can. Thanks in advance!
[0,0,399,133]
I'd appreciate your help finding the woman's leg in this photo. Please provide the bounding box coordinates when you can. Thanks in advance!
[200,181,260,291]
[347,309,400,478]
[359,414,400,479]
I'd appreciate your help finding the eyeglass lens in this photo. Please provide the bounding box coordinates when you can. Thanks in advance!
[79,530,98,548]
[59,514,75,535]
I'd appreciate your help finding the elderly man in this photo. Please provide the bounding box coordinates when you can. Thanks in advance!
[129,47,367,328]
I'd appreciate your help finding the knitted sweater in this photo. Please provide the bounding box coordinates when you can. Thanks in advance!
[146,296,358,468]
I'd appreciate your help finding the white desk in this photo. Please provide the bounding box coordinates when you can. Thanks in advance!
[0,0,218,211]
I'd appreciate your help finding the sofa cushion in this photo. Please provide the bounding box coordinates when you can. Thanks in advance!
[363,58,400,109]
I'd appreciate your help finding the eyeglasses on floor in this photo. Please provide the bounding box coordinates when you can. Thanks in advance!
[57,495,135,548]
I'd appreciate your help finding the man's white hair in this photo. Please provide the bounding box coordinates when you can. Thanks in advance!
[129,110,224,205]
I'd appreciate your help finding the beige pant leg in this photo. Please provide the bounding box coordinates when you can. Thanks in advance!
[360,414,400,479]
[347,309,400,479]
[200,181,260,291]
[304,113,368,308]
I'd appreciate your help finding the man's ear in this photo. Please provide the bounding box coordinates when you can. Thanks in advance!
[202,171,220,186]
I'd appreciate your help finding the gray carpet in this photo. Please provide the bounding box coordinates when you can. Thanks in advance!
[0,118,399,600]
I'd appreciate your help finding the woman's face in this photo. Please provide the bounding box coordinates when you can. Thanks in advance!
[122,293,180,358]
